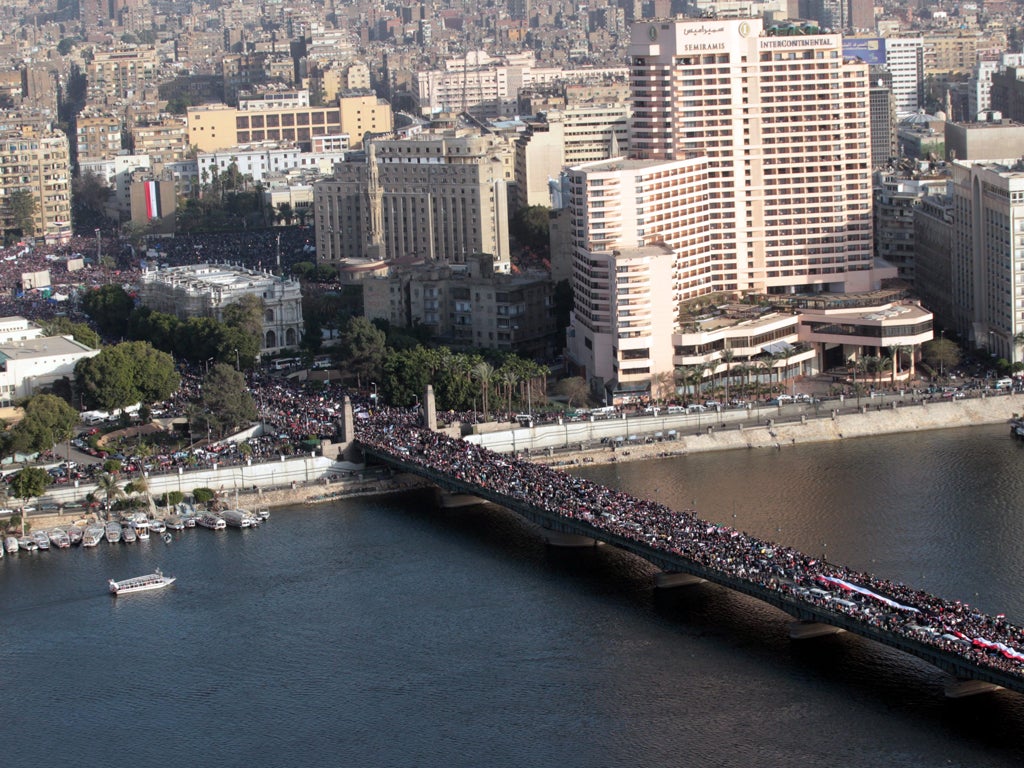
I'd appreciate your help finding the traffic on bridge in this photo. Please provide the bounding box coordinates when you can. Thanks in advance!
[358,410,1024,697]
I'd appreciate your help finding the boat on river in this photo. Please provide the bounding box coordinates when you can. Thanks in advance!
[18,536,37,552]
[108,568,176,595]
[32,531,50,551]
[148,518,166,534]
[48,529,71,549]
[221,508,254,528]
[164,515,184,531]
[67,525,83,546]
[121,524,137,544]
[5,535,19,554]
[104,521,122,544]
[82,525,104,547]
[197,512,226,530]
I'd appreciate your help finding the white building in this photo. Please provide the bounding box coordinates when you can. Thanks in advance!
[137,264,305,353]
[0,334,99,403]
[883,37,926,116]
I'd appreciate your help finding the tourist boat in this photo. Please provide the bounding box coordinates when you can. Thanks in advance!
[82,525,105,548]
[48,529,71,549]
[104,521,122,544]
[197,513,226,530]
[221,509,253,528]
[148,518,166,534]
[121,524,137,544]
[163,516,185,531]
[253,507,270,522]
[108,568,176,596]
[5,535,20,554]
[133,520,150,540]
[18,536,38,552]
[67,525,83,546]
[32,531,50,551]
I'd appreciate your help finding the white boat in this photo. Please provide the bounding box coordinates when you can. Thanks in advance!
[253,507,270,521]
[197,513,226,530]
[121,524,137,544]
[221,509,253,528]
[108,568,176,595]
[164,516,185,531]
[5,535,19,554]
[104,521,122,544]
[148,518,166,534]
[133,520,150,540]
[48,528,71,549]
[67,525,83,545]
[32,531,50,551]
[18,536,38,552]
[82,525,105,547]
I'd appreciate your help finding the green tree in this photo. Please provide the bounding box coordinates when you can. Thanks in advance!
[9,467,51,521]
[9,394,79,456]
[510,205,551,255]
[923,336,961,379]
[275,202,294,225]
[471,361,495,419]
[95,473,125,516]
[202,363,257,436]
[7,189,37,237]
[339,316,387,386]
[81,284,134,338]
[40,317,101,349]
[76,341,180,413]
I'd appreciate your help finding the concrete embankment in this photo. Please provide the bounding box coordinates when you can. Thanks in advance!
[531,395,1022,468]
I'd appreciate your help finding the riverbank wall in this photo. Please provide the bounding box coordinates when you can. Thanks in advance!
[530,394,1021,468]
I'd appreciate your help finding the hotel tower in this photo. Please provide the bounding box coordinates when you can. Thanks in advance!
[567,17,886,398]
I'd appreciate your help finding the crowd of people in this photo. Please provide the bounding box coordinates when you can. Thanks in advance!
[358,411,1024,683]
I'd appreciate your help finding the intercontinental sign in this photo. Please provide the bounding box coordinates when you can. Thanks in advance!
[759,36,835,50]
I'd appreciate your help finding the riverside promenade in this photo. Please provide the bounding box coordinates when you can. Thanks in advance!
[358,412,1024,699]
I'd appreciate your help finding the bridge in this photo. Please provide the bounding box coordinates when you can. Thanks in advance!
[357,424,1024,700]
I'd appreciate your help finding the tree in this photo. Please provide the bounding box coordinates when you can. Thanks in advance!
[471,361,496,419]
[202,363,257,436]
[555,376,590,408]
[510,205,551,255]
[9,394,79,456]
[71,171,116,232]
[95,473,125,516]
[276,202,294,225]
[6,189,37,237]
[40,317,101,349]
[76,341,180,413]
[338,317,387,386]
[9,467,51,529]
[81,284,134,338]
[923,337,960,379]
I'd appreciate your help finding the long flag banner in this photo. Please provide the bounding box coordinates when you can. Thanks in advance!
[816,575,921,613]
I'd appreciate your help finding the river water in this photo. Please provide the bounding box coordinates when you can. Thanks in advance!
[2,424,1024,767]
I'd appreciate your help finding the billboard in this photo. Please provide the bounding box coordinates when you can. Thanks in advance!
[21,269,51,290]
[844,37,886,66]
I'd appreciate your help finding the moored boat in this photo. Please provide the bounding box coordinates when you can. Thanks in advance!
[197,512,226,530]
[82,525,105,547]
[18,536,38,552]
[253,507,270,521]
[133,520,150,540]
[108,568,176,595]
[104,521,122,544]
[5,535,19,554]
[221,508,252,528]
[164,515,185,531]
[32,531,50,551]
[148,518,166,534]
[67,525,83,545]
[121,524,137,544]
[48,528,71,549]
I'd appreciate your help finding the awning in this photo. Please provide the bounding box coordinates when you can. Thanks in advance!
[761,341,796,356]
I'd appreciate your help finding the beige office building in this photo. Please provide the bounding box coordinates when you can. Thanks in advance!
[313,130,512,273]
[0,128,72,243]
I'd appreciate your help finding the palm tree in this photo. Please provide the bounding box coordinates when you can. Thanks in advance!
[95,473,125,518]
[721,349,736,404]
[498,368,520,414]
[470,362,495,420]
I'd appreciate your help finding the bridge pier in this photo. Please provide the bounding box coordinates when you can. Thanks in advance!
[944,678,1004,699]
[438,491,490,509]
[541,528,603,548]
[655,572,707,589]
[789,621,846,640]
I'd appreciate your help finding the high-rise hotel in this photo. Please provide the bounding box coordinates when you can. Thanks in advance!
[567,18,891,398]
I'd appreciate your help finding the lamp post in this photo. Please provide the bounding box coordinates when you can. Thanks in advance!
[371,382,378,406]
[939,330,945,382]
[234,348,240,371]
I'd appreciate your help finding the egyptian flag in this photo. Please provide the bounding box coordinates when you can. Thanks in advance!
[145,181,161,220]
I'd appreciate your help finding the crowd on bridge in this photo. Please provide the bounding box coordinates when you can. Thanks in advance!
[358,412,1024,683]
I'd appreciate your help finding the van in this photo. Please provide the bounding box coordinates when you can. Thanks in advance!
[994,377,1014,390]
[666,405,686,414]
[686,404,706,414]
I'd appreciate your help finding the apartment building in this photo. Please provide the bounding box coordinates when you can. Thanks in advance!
[76,113,123,161]
[86,47,160,103]
[0,128,71,243]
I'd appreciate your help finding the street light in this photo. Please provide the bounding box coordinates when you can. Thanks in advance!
[370,382,378,406]
[234,348,240,371]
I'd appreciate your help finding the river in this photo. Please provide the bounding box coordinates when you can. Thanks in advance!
[2,424,1023,767]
